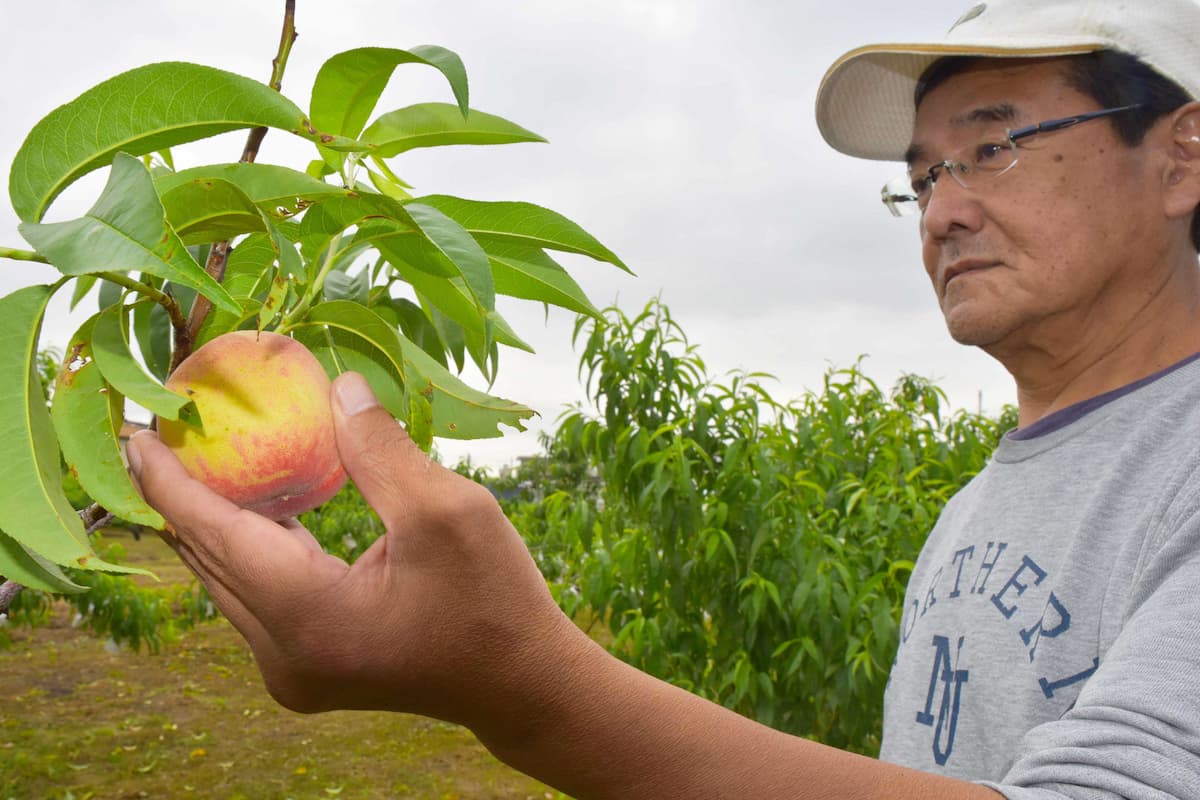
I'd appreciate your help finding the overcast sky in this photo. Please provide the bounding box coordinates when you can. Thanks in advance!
[0,0,1014,468]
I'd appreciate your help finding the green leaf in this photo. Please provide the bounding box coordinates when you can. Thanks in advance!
[154,163,351,220]
[361,103,545,157]
[408,389,435,452]
[324,269,370,305]
[91,305,198,425]
[414,194,629,271]
[307,159,336,179]
[132,298,171,382]
[423,301,467,373]
[9,61,367,223]
[489,312,536,354]
[52,317,165,528]
[486,240,600,317]
[371,296,448,369]
[297,193,414,265]
[385,272,528,381]
[269,221,304,280]
[386,260,485,337]
[292,324,408,422]
[0,285,147,573]
[228,234,280,282]
[0,284,90,563]
[310,46,470,139]
[158,177,268,245]
[290,301,534,441]
[70,275,98,311]
[19,154,241,315]
[98,278,124,311]
[0,530,86,594]
[366,166,413,201]
[305,195,495,332]
[257,272,290,331]
[403,202,494,313]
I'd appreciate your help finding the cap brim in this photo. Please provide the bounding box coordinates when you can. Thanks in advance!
[816,41,1108,162]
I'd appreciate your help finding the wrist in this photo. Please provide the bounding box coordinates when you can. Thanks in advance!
[468,607,611,758]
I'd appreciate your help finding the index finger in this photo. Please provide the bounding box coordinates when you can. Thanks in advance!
[127,430,346,620]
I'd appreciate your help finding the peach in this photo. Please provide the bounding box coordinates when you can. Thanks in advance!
[156,330,348,520]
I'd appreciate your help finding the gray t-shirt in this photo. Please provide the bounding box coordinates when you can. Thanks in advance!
[879,357,1200,799]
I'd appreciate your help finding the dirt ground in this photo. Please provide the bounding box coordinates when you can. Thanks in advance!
[0,532,563,800]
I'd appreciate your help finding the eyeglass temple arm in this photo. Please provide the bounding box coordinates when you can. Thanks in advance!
[1009,104,1146,141]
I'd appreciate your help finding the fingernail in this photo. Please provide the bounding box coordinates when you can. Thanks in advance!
[335,372,380,416]
[127,430,149,477]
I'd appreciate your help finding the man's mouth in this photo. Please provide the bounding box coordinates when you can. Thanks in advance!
[943,260,997,288]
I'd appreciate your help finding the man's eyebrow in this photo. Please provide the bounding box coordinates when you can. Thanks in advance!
[952,103,1019,126]
[905,104,1020,166]
[904,143,924,167]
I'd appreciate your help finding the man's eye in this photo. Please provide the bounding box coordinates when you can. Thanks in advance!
[911,175,932,195]
[974,142,1007,163]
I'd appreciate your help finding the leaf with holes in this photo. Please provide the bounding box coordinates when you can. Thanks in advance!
[154,163,351,220]
[52,316,165,528]
[0,284,150,573]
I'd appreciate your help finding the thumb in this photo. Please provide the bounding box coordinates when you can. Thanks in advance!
[331,371,442,528]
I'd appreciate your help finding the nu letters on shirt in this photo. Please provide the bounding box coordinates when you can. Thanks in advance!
[893,539,1100,767]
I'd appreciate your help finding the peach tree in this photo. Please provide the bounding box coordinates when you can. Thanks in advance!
[0,3,626,616]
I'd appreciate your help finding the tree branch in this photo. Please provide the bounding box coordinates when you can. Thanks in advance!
[177,0,298,366]
[176,241,229,370]
[0,581,21,615]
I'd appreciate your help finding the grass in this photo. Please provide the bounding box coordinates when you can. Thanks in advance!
[0,530,564,800]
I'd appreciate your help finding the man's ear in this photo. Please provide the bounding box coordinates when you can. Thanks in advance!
[1164,102,1200,219]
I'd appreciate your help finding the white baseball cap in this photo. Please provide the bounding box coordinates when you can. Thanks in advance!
[815,0,1200,161]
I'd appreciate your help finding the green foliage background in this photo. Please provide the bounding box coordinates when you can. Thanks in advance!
[491,298,1016,754]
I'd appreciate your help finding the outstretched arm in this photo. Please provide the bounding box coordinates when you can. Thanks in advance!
[128,371,997,800]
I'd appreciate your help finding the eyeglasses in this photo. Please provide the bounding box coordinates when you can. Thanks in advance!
[881,104,1146,217]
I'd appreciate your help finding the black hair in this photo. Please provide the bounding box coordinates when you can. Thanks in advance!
[915,51,1199,250]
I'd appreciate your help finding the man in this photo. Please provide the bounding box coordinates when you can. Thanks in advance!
[129,0,1200,796]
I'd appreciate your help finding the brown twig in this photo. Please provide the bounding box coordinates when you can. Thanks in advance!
[178,241,230,365]
[81,507,115,533]
[238,2,297,162]
[173,0,299,371]
[0,580,21,615]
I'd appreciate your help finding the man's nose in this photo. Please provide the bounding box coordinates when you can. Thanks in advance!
[921,165,983,239]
